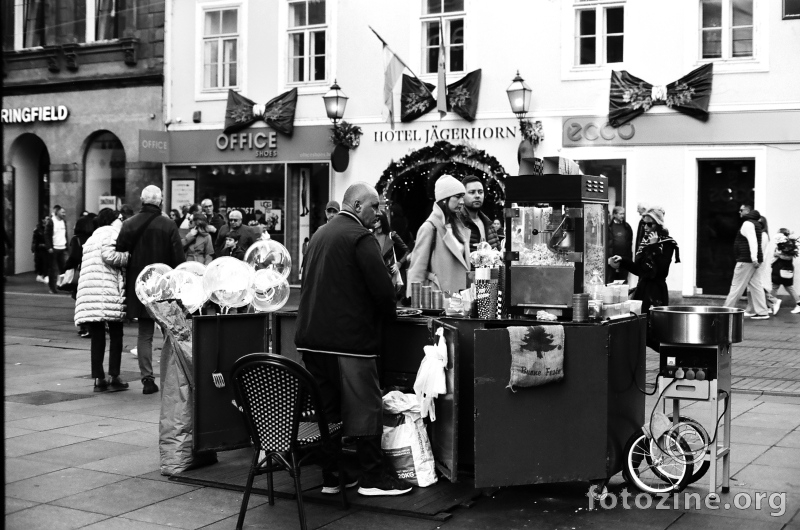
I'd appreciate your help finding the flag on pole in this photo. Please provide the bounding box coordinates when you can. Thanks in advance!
[437,21,447,118]
[382,44,405,128]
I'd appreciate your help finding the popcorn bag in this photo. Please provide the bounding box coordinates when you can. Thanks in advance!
[381,391,437,487]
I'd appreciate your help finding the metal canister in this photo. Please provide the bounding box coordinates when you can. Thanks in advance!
[421,285,432,309]
[431,290,444,309]
[572,293,589,322]
[410,282,421,308]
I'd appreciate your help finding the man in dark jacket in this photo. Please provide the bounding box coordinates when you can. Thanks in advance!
[295,182,410,497]
[459,175,500,253]
[607,206,633,282]
[200,198,225,245]
[214,209,257,260]
[722,204,769,319]
[116,185,185,394]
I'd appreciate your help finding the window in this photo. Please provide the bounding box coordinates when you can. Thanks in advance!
[701,0,753,59]
[421,0,464,74]
[574,2,624,66]
[783,0,800,19]
[3,0,132,51]
[203,8,239,89]
[288,0,327,83]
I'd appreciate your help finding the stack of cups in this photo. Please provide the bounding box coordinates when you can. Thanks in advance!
[410,282,421,308]
[421,285,433,309]
[573,293,590,322]
[432,290,444,309]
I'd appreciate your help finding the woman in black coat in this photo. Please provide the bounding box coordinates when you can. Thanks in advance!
[372,211,410,298]
[609,206,680,349]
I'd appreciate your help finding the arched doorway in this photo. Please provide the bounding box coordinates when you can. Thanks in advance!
[375,141,507,245]
[84,131,126,213]
[7,134,51,274]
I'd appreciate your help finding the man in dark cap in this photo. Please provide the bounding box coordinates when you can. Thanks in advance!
[325,200,340,223]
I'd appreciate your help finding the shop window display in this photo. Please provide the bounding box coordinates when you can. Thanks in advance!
[84,131,126,214]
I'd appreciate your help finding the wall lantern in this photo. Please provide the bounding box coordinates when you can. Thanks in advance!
[506,70,532,121]
[323,79,348,127]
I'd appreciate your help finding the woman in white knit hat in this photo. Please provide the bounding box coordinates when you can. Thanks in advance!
[406,175,471,297]
[609,205,680,348]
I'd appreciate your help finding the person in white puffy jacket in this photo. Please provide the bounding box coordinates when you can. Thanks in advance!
[74,208,130,392]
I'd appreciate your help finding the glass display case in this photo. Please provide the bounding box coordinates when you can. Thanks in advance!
[503,175,608,314]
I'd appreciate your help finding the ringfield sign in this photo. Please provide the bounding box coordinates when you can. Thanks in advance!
[1,105,69,123]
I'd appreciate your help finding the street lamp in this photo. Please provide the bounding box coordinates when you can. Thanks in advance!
[323,79,348,127]
[506,70,532,122]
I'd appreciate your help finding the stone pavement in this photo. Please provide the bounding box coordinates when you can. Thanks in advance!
[4,272,800,529]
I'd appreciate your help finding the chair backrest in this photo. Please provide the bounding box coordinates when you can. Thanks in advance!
[231,353,329,453]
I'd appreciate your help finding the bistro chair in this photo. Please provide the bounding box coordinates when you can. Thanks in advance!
[231,353,349,530]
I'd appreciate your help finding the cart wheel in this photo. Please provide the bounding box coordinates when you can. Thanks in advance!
[623,431,693,494]
[588,483,609,502]
[667,416,711,484]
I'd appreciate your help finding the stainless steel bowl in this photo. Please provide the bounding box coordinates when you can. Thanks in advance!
[650,306,744,345]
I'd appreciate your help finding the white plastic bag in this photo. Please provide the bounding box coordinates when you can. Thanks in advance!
[381,391,438,487]
[413,327,447,421]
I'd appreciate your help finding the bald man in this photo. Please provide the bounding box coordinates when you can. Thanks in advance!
[295,183,411,497]
[116,185,185,395]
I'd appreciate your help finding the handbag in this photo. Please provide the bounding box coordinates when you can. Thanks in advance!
[57,267,79,292]
[780,269,794,279]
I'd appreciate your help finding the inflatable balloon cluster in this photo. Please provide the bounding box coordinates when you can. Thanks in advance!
[134,240,292,314]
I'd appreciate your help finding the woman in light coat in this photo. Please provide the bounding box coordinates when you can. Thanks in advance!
[74,208,130,392]
[407,175,471,297]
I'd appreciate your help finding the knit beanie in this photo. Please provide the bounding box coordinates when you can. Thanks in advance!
[644,206,666,228]
[434,175,467,201]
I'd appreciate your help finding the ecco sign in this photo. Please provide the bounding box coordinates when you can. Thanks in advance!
[1,105,69,124]
[563,118,635,146]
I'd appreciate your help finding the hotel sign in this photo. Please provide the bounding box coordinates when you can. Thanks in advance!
[372,124,519,144]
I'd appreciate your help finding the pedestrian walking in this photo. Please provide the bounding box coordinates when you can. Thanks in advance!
[771,229,800,314]
[74,208,130,392]
[45,205,69,294]
[406,175,470,296]
[296,182,411,497]
[325,200,340,223]
[115,185,185,395]
[722,203,769,319]
[65,212,97,337]
[31,215,49,283]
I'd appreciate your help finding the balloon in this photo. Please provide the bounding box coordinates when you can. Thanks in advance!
[203,257,254,311]
[159,269,208,313]
[244,240,292,279]
[251,269,291,313]
[176,261,206,277]
[135,264,173,305]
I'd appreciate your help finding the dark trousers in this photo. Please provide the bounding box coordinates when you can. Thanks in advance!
[47,248,67,291]
[34,249,48,276]
[302,351,383,481]
[89,321,123,379]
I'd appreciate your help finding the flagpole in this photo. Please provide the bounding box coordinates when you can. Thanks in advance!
[369,25,436,101]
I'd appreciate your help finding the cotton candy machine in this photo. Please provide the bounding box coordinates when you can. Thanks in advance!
[651,305,743,497]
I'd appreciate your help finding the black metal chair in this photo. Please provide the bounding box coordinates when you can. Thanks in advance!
[231,353,349,530]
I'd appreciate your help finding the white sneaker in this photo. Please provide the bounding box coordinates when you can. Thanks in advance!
[130,348,138,358]
[35,275,47,283]
[792,305,800,314]
[743,312,756,317]
[772,299,782,315]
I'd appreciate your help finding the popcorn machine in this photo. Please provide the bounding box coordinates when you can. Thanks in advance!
[503,174,608,316]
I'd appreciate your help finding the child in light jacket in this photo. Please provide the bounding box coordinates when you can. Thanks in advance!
[182,213,214,264]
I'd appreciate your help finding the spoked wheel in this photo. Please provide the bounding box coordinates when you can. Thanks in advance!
[667,416,711,484]
[622,431,694,494]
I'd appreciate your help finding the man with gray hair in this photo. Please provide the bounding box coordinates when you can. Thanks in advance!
[116,185,185,394]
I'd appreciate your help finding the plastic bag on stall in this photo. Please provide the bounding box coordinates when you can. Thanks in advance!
[381,391,437,487]
[413,327,447,421]
[146,300,216,475]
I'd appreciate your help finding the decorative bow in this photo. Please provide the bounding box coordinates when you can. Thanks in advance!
[400,69,482,123]
[608,63,713,128]
[223,88,298,136]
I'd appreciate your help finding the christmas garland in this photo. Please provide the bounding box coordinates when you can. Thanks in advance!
[375,140,508,215]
